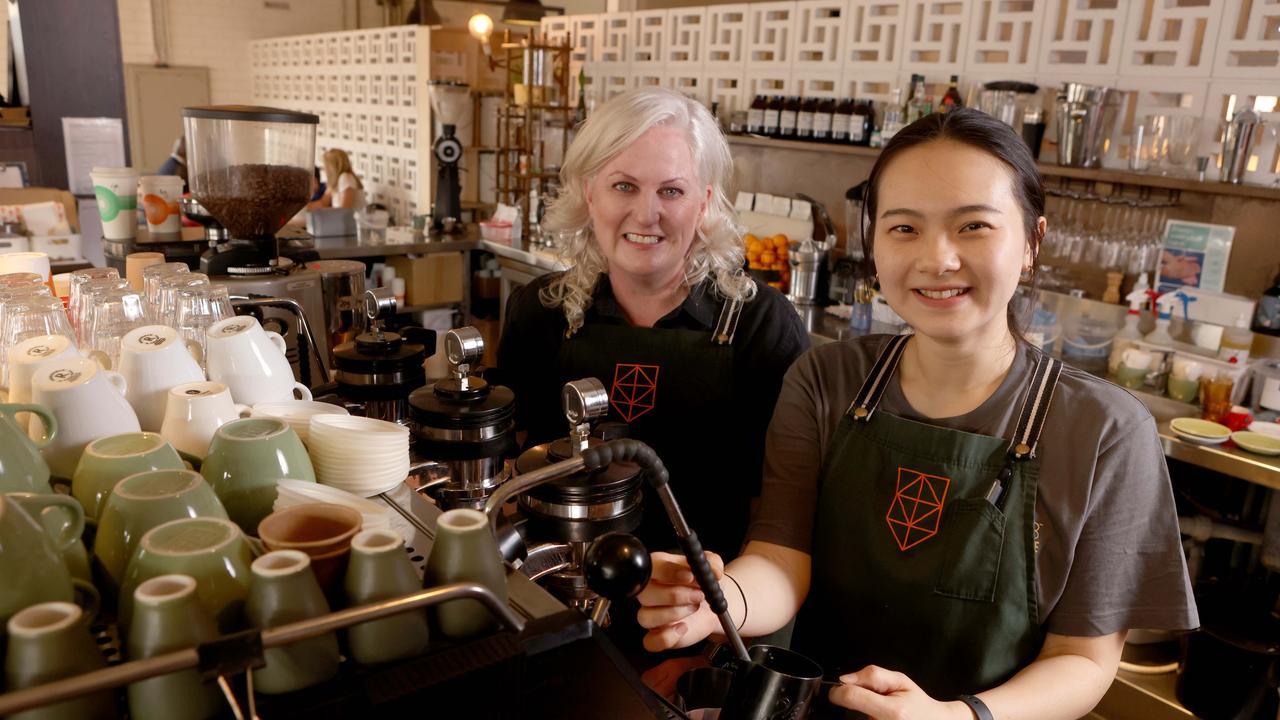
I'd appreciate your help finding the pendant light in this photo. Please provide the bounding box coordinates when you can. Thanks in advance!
[501,0,546,26]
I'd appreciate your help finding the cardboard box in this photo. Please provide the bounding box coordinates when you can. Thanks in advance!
[386,252,464,306]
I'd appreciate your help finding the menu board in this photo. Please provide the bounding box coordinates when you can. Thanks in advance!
[1157,219,1235,294]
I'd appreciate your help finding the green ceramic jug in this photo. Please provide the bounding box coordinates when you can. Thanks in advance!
[126,575,224,720]
[246,550,339,694]
[4,601,116,720]
[421,508,509,639]
[344,528,429,665]
[0,495,99,632]
[0,403,57,494]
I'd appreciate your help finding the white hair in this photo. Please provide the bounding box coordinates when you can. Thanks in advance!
[540,87,755,334]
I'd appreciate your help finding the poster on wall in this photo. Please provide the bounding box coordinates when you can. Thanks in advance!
[1157,220,1235,294]
[62,117,126,196]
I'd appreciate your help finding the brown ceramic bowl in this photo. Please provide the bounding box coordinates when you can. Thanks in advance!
[257,503,361,556]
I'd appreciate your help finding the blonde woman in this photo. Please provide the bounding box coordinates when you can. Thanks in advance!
[307,148,365,211]
[497,87,809,564]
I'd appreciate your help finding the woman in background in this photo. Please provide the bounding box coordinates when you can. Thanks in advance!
[307,148,365,212]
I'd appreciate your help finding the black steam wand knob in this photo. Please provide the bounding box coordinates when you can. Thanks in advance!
[584,532,652,602]
[580,439,751,663]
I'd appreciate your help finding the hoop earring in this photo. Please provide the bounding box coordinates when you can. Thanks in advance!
[1019,265,1034,283]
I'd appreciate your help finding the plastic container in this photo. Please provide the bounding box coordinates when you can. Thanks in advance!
[479,221,514,245]
[1219,313,1254,365]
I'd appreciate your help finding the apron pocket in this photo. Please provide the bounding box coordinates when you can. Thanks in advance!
[933,498,1007,603]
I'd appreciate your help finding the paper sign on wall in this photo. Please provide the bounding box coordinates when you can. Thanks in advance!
[1157,220,1235,294]
[62,117,126,196]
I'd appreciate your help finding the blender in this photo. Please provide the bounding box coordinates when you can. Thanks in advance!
[182,105,332,380]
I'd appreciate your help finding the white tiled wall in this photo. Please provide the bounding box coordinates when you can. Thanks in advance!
[552,0,1280,185]
[116,0,346,105]
[249,27,433,221]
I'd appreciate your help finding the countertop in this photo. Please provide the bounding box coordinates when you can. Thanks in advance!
[287,226,479,260]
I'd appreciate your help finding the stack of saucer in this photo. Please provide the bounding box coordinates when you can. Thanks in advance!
[307,415,410,497]
[273,479,394,533]
[251,400,349,444]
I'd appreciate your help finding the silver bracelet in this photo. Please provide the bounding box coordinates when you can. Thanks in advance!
[723,572,748,631]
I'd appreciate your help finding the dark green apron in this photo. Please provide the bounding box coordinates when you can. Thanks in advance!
[792,334,1063,705]
[556,294,747,557]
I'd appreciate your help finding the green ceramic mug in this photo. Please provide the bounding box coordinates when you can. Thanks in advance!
[73,432,185,525]
[201,418,315,534]
[344,528,430,665]
[0,402,57,494]
[1168,376,1201,404]
[93,469,228,599]
[422,508,509,639]
[118,516,253,634]
[0,495,100,632]
[4,601,115,720]
[5,491,93,586]
[246,550,339,694]
[126,574,224,720]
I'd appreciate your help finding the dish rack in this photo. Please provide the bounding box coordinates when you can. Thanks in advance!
[0,486,673,719]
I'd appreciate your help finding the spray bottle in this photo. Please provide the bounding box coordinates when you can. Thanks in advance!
[1108,287,1150,373]
[1170,290,1198,345]
[1144,293,1180,348]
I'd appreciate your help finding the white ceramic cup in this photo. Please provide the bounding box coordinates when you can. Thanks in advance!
[1121,348,1153,371]
[204,316,311,405]
[90,167,139,241]
[4,334,82,406]
[30,356,140,478]
[0,252,52,281]
[137,175,184,234]
[118,325,207,432]
[160,380,251,458]
[1172,357,1204,382]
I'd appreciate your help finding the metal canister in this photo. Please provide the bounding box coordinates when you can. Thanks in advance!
[1220,109,1264,184]
[1055,82,1120,168]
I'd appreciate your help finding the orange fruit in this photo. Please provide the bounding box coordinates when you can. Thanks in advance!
[744,233,758,246]
[772,234,789,249]
[760,250,776,266]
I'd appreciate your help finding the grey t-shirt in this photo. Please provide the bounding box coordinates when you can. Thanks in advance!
[749,334,1199,637]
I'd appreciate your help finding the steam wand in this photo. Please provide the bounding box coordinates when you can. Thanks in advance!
[482,437,752,663]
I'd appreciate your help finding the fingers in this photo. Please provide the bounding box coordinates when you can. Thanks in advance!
[636,582,705,609]
[637,603,702,629]
[643,622,691,652]
[827,683,897,717]
[648,551,696,585]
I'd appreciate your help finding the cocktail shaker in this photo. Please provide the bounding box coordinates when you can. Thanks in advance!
[1220,108,1264,184]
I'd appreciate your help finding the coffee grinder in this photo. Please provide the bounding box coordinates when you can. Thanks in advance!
[427,82,469,233]
[408,327,519,510]
[485,379,647,621]
[333,288,436,424]
[182,105,332,377]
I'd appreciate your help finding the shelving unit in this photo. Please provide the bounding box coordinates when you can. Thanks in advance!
[495,39,575,240]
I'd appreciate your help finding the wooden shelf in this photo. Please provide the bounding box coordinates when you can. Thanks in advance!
[726,134,1280,201]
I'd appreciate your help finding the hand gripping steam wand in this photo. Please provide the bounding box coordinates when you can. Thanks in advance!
[484,437,752,664]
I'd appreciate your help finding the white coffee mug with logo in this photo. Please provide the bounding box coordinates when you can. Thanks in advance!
[204,316,311,405]
[118,325,206,431]
[4,334,82,406]
[159,380,251,458]
[30,356,140,478]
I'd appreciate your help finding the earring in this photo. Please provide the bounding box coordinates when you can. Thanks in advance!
[1019,265,1033,283]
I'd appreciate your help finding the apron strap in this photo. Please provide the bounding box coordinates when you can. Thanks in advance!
[1006,353,1064,459]
[712,297,744,346]
[848,333,911,421]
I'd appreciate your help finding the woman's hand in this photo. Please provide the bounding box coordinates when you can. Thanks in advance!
[828,666,970,720]
[635,550,724,652]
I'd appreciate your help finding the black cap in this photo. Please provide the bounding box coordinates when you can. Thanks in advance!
[183,105,319,124]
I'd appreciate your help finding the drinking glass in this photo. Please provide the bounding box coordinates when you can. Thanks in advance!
[0,272,43,288]
[68,267,121,338]
[158,273,210,327]
[89,289,149,369]
[0,284,57,385]
[175,285,234,367]
[1,295,75,365]
[1200,374,1234,424]
[1160,116,1203,176]
[142,262,190,320]
[74,278,130,346]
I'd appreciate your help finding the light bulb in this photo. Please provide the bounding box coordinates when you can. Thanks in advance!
[468,13,494,42]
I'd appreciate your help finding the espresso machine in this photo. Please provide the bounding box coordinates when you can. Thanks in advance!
[333,289,435,424]
[408,327,519,511]
[182,105,332,379]
[483,379,647,621]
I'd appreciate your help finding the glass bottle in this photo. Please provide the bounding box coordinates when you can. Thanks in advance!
[797,97,817,140]
[941,75,963,112]
[747,95,767,134]
[832,97,854,143]
[764,95,783,137]
[779,96,800,138]
[851,99,872,146]
[813,98,834,142]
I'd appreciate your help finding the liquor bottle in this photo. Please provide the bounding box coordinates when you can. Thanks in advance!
[747,95,767,134]
[575,68,588,124]
[906,75,930,123]
[764,95,783,137]
[779,96,800,138]
[882,88,904,142]
[832,97,854,143]
[940,75,963,112]
[851,99,872,146]
[797,97,817,140]
[813,98,834,142]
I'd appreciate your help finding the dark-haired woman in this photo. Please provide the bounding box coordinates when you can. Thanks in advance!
[635,108,1198,719]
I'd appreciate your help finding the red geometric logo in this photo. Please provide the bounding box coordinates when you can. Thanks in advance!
[885,467,950,551]
[610,363,659,422]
